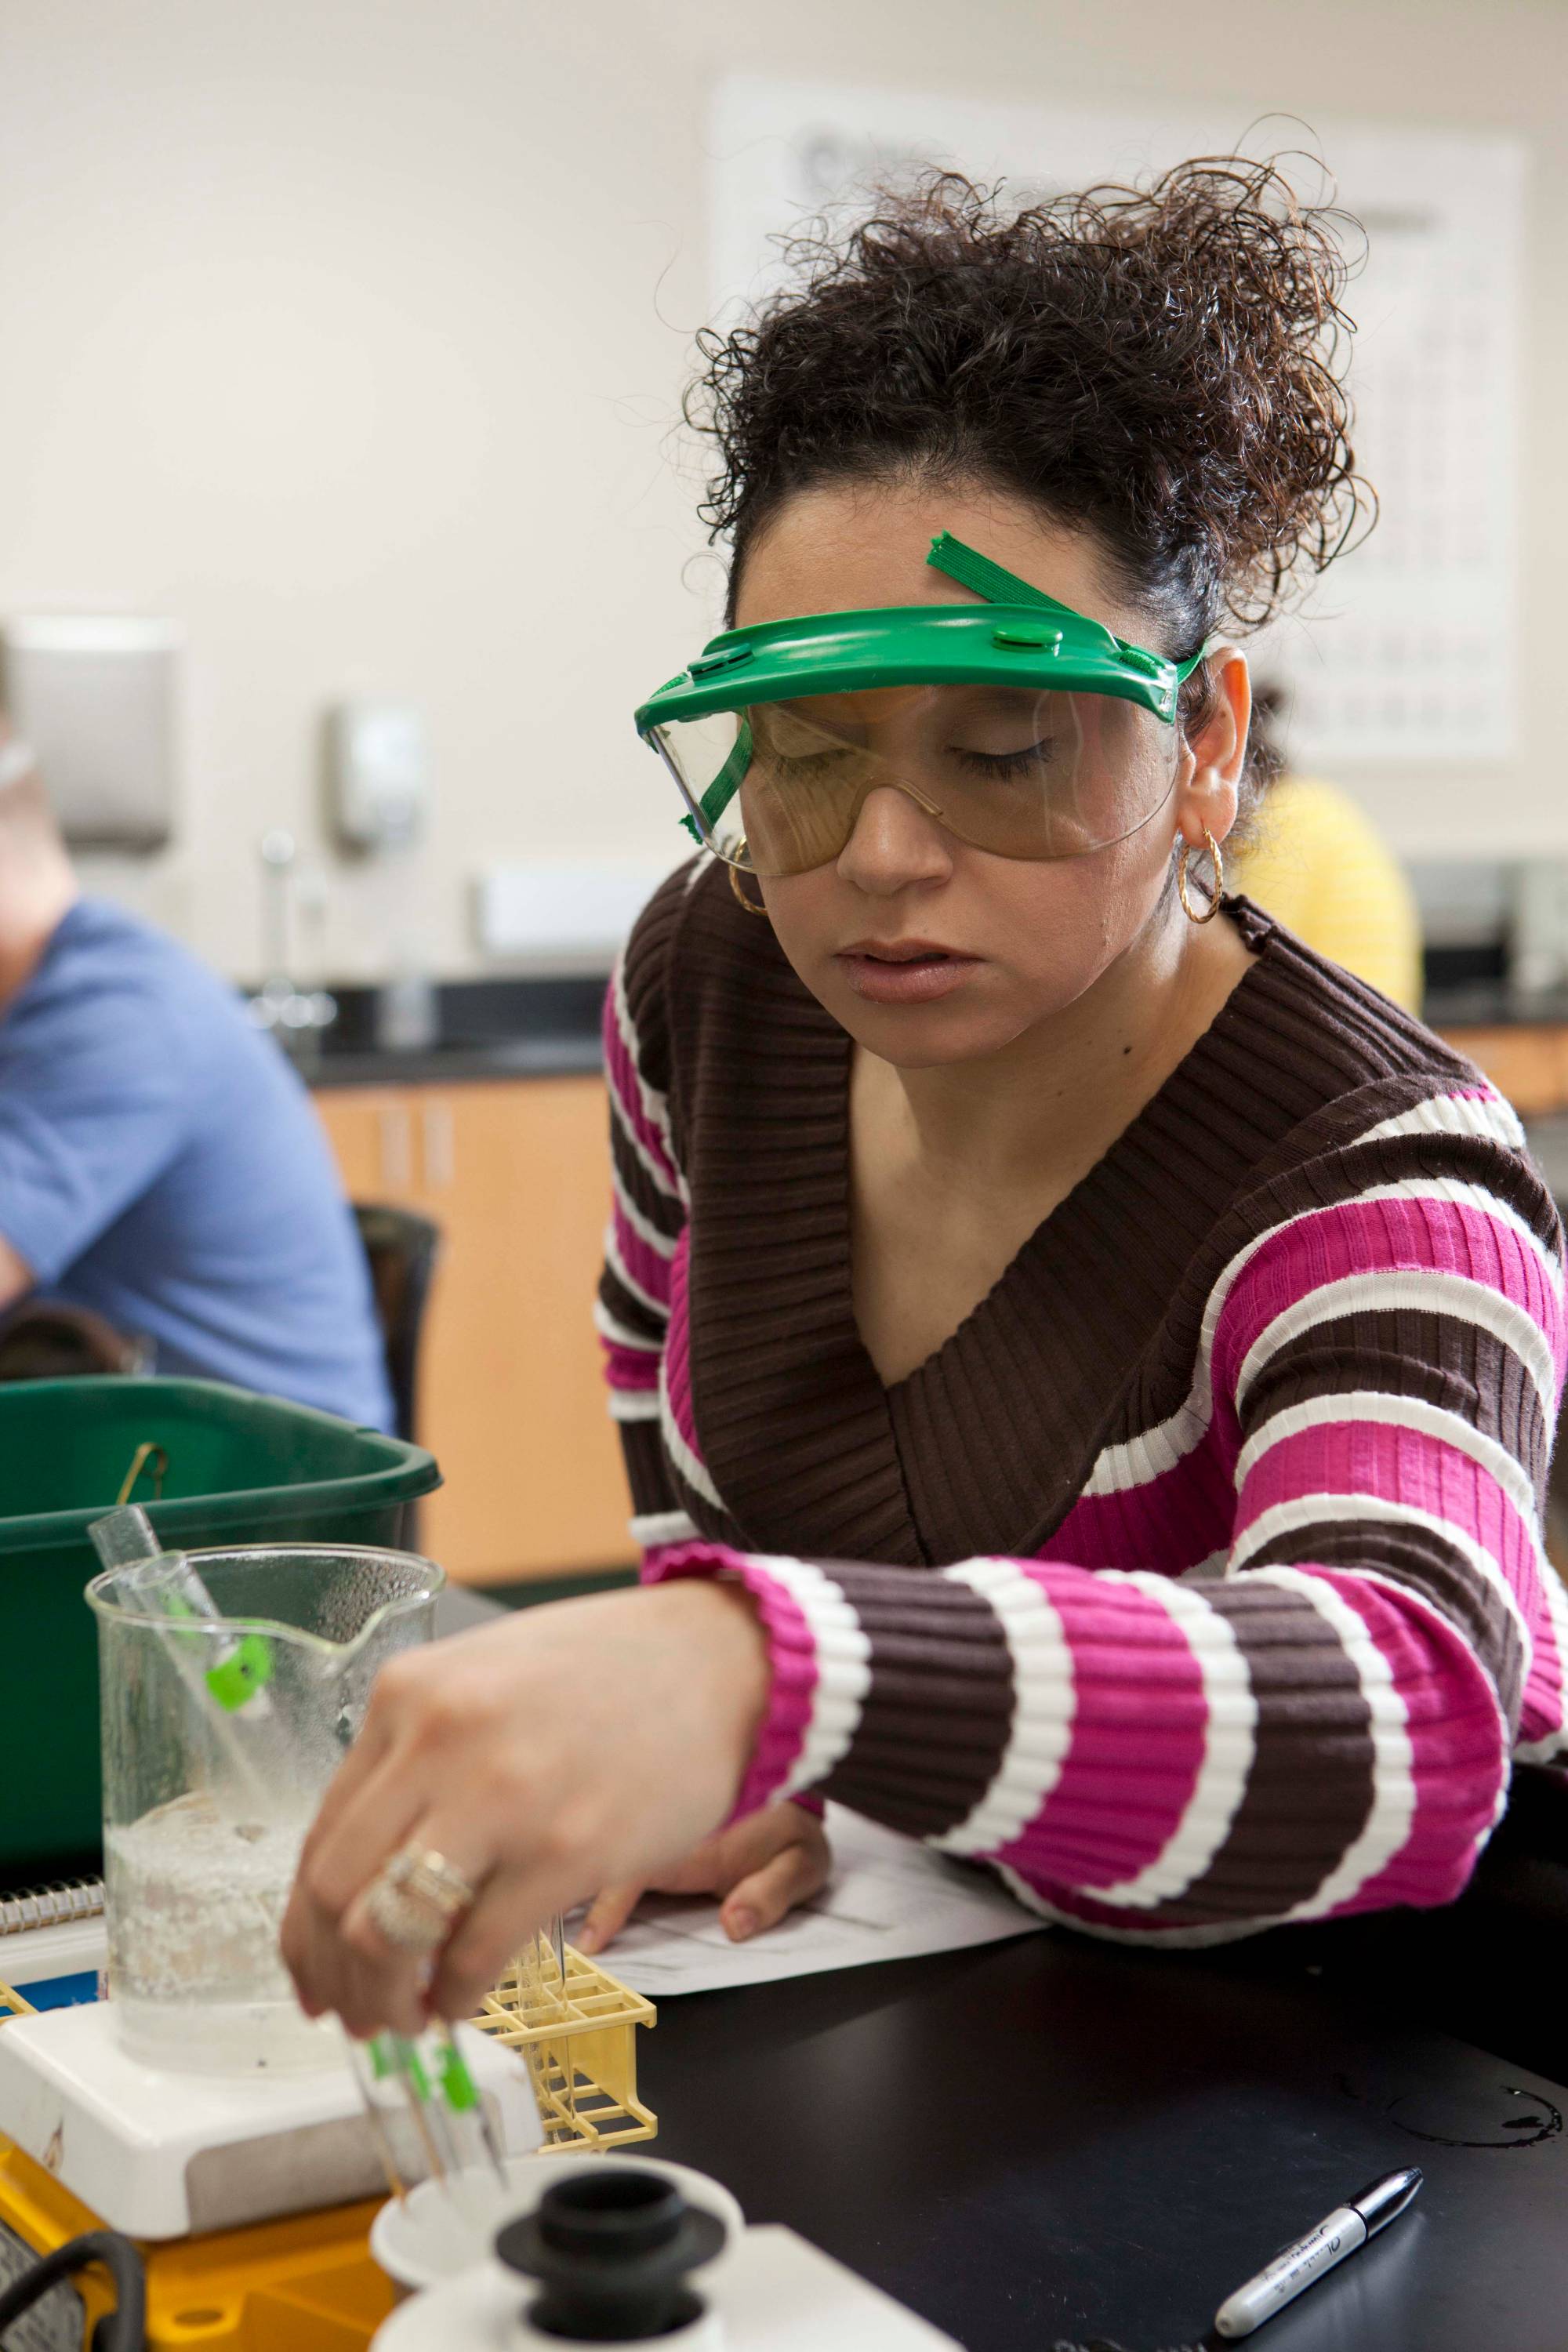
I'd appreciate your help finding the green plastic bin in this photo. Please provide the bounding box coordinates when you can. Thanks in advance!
[0,1377,441,1877]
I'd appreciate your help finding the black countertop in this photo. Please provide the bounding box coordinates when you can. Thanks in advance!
[285,965,1568,1093]
[1425,985,1568,1028]
[647,1926,1568,2352]
[306,1032,603,1087]
[1421,942,1568,1026]
[646,1775,1568,2350]
[296,973,606,1088]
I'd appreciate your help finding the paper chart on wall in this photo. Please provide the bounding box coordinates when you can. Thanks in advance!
[707,78,1524,770]
[579,1806,1046,1996]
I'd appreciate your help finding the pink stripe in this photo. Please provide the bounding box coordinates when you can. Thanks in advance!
[1238,1417,1533,1598]
[602,978,680,1192]
[1308,1570,1507,1914]
[643,1541,822,1820]
[1235,1415,1563,1742]
[662,1232,704,1462]
[1042,1428,1235,1570]
[602,1340,658,1393]
[1212,1197,1564,1408]
[996,1569,1207,1893]
[1236,1412,1548,1619]
[611,1203,673,1312]
[993,1559,1508,1929]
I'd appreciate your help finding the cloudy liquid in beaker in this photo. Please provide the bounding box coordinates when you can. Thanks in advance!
[104,1792,336,2073]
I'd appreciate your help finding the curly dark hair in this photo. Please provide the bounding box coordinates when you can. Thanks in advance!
[688,156,1371,798]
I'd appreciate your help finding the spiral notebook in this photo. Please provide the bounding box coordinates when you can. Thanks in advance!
[0,1878,103,1936]
[0,1879,107,2008]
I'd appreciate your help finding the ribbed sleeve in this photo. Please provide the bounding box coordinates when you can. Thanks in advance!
[597,869,696,1549]
[648,1120,1566,1940]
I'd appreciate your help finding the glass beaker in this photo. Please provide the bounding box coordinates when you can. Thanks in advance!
[87,1542,445,2075]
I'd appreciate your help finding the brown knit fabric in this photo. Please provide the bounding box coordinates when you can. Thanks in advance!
[629,861,1499,1570]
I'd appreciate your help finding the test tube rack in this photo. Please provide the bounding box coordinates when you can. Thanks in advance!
[473,1943,657,2151]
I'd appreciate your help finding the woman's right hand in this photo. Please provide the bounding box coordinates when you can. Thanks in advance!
[577,1800,831,1955]
[280,1576,771,2035]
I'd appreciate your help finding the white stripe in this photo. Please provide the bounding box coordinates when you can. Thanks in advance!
[603,1221,669,1321]
[1341,1568,1513,1831]
[1236,1390,1541,1531]
[630,1509,698,1547]
[610,958,688,1207]
[608,1069,685,1206]
[991,1863,1279,1947]
[1356,1088,1527,1156]
[1236,1393,1566,1747]
[730,1555,872,1798]
[1234,1269,1559,1426]
[608,1388,659,1422]
[658,1355,724,1511]
[995,1547,1523,1941]
[1515,1554,1568,1761]
[929,1563,1075,1855]
[593,1298,661,1355]
[1073,1573,1258,1909]
[1243,1565,1419,1918]
[1081,1153,1559,1501]
[1514,1571,1568,1759]
[1229,1491,1534,1682]
[611,1163,677,1260]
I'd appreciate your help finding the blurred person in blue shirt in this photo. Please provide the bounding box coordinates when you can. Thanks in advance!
[0,731,392,1429]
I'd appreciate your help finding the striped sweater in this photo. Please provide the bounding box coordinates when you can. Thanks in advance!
[597,862,1568,1943]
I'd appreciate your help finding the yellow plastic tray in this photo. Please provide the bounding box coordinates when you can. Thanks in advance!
[0,1944,657,2347]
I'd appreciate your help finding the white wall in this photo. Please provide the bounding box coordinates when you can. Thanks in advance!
[1,0,1564,979]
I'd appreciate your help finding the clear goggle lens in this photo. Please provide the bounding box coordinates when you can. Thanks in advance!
[654,684,1184,877]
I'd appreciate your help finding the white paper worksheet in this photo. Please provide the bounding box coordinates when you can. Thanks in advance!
[581,1806,1046,1997]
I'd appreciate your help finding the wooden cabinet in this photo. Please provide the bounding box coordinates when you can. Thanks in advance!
[1436,1026,1568,1117]
[313,1077,637,1587]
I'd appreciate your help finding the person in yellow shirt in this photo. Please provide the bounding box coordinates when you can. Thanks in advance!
[1231,687,1424,1012]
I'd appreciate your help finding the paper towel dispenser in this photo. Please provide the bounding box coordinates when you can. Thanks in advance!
[0,615,181,851]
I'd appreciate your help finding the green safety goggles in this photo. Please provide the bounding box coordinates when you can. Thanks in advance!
[634,532,1207,878]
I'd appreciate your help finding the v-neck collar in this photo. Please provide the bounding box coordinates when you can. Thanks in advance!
[679,878,1319,1566]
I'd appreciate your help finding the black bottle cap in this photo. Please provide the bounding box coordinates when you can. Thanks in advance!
[498,2166,727,2342]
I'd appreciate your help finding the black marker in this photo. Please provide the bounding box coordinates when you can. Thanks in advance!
[1213,2167,1423,2337]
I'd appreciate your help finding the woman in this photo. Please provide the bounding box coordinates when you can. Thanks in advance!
[284,162,1566,2038]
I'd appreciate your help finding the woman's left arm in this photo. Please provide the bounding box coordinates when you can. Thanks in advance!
[643,1113,1567,1940]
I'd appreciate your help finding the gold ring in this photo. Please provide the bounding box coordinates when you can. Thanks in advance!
[364,1845,477,1952]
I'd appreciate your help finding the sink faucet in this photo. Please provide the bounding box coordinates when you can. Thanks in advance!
[247,829,337,1051]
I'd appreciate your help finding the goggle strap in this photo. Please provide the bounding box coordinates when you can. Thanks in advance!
[924,532,1084,622]
[930,530,1210,691]
[692,713,753,832]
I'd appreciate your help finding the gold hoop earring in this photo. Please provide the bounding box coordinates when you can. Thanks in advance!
[728,843,771,919]
[1177,827,1225,926]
